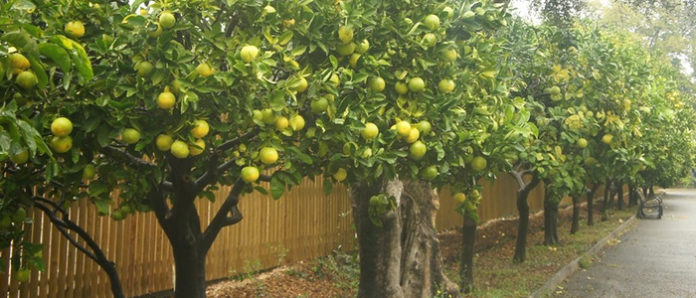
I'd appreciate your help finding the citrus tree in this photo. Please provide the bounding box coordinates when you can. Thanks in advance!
[298,0,526,294]
[2,1,331,297]
[0,0,130,292]
[636,75,696,192]
[500,21,584,251]
[1,0,527,296]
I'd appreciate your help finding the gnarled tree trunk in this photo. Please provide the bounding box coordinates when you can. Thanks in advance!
[399,181,458,297]
[349,179,458,298]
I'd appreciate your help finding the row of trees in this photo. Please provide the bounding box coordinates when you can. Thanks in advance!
[1,0,694,297]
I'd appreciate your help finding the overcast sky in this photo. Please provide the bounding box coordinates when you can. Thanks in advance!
[508,0,612,23]
[506,0,693,76]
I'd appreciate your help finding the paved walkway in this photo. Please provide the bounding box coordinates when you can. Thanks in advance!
[557,189,696,297]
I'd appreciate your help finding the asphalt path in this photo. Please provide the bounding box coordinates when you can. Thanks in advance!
[557,189,696,297]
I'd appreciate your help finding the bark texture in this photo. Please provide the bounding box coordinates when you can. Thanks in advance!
[349,179,458,298]
[399,181,459,297]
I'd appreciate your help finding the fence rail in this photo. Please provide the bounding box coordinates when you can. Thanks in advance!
[2,175,561,297]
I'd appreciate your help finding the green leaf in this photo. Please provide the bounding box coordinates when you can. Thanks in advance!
[254,186,268,195]
[1,30,37,53]
[89,181,109,198]
[287,147,313,164]
[11,0,36,11]
[269,91,285,111]
[270,175,285,199]
[53,35,93,82]
[39,43,71,74]
[26,54,48,89]
[93,198,111,215]
[323,179,333,195]
[0,130,12,153]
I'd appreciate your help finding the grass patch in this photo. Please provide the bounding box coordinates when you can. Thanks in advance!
[578,254,594,269]
[312,250,360,292]
[459,207,635,297]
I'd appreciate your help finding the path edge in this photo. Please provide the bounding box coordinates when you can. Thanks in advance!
[530,214,637,298]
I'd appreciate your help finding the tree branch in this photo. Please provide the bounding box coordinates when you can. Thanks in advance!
[193,127,261,192]
[510,170,526,189]
[101,146,157,170]
[510,169,540,193]
[33,200,99,262]
[32,196,125,298]
[201,179,245,252]
[216,159,237,174]
[148,188,172,236]
[193,154,219,194]
[215,127,260,153]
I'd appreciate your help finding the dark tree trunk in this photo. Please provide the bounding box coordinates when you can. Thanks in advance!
[586,185,597,226]
[349,180,458,298]
[570,195,580,234]
[512,174,540,263]
[152,157,246,298]
[460,215,477,293]
[350,181,404,298]
[163,199,209,298]
[617,183,624,210]
[628,184,637,207]
[171,239,207,298]
[649,185,655,197]
[608,187,616,209]
[513,190,530,263]
[102,135,252,298]
[601,180,611,221]
[543,189,559,245]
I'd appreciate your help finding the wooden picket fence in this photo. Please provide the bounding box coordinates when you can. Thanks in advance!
[1,174,549,297]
